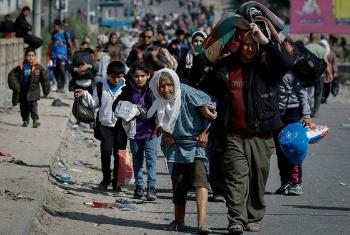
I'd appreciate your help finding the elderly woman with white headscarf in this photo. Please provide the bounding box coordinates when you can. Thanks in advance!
[148,68,216,234]
[176,31,207,88]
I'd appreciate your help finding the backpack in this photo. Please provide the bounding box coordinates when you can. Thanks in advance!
[157,47,178,71]
[51,30,70,45]
[93,82,103,141]
[290,41,327,87]
[51,31,71,56]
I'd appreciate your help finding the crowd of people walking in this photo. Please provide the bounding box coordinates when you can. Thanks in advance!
[3,1,342,234]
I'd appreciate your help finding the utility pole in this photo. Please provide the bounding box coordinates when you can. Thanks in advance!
[87,0,91,27]
[59,0,63,20]
[49,0,52,32]
[33,0,42,62]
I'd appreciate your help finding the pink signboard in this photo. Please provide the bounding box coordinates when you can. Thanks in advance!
[290,0,350,34]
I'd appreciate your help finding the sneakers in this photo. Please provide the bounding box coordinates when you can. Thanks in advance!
[275,183,291,195]
[133,186,144,199]
[146,187,157,201]
[98,179,111,190]
[22,121,30,127]
[198,223,212,234]
[22,120,40,128]
[288,183,304,195]
[168,220,185,231]
[245,223,260,232]
[32,120,41,128]
[276,183,304,195]
[112,185,122,193]
[228,224,243,235]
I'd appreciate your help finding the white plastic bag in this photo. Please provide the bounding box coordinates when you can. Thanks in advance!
[307,125,329,144]
[114,101,140,122]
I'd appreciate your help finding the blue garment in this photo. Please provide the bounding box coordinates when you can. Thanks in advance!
[107,79,125,94]
[130,137,158,188]
[20,63,32,91]
[51,31,70,58]
[160,84,215,173]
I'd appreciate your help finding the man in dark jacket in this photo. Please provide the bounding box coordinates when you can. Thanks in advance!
[167,28,190,62]
[15,6,43,49]
[126,27,166,71]
[203,24,294,234]
[70,44,97,94]
[0,14,15,38]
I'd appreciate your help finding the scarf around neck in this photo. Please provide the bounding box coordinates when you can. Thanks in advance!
[106,78,125,96]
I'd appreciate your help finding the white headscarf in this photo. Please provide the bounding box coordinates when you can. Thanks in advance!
[186,31,208,69]
[147,68,181,134]
[320,39,330,57]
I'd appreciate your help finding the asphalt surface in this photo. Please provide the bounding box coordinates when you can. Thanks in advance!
[0,87,349,235]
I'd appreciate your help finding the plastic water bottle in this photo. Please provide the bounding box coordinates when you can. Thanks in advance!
[116,203,137,211]
[71,124,82,140]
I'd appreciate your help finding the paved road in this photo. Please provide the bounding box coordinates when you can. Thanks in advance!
[157,95,350,235]
[0,88,349,234]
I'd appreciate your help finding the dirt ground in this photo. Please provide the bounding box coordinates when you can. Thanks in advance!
[29,119,180,235]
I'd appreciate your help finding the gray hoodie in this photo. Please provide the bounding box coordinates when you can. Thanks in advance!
[276,71,311,118]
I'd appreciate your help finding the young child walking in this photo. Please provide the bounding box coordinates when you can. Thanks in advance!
[74,61,127,191]
[274,70,316,195]
[120,62,158,201]
[8,47,50,128]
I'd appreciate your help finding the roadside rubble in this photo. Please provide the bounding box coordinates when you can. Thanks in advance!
[0,157,29,166]
[31,118,174,235]
[83,199,138,211]
[0,187,34,201]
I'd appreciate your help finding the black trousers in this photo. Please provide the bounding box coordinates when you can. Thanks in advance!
[23,34,43,49]
[273,108,303,185]
[209,151,225,196]
[19,94,39,122]
[208,133,225,196]
[309,75,324,116]
[53,58,67,90]
[322,82,331,102]
[323,78,340,102]
[99,120,127,182]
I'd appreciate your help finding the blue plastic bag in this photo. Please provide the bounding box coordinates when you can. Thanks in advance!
[55,173,72,183]
[278,122,309,164]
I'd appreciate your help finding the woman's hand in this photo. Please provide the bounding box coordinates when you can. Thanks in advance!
[199,105,217,120]
[74,89,84,98]
[197,129,209,148]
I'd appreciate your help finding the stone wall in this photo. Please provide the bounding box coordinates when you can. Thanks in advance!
[0,38,24,107]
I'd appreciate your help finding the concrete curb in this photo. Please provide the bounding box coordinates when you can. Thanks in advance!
[25,95,74,234]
